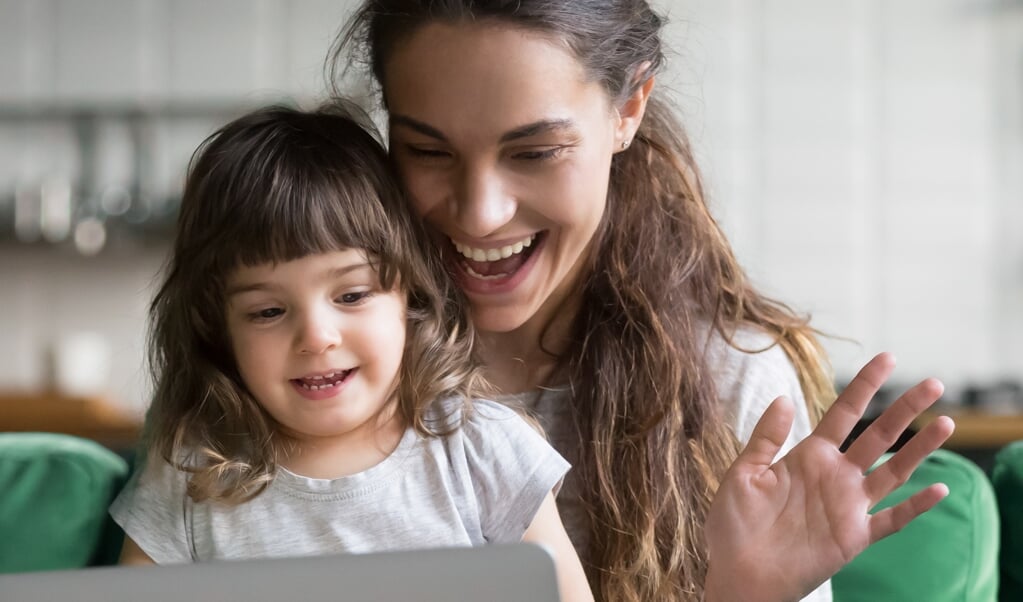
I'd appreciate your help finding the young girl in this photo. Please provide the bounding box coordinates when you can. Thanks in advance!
[109,102,592,602]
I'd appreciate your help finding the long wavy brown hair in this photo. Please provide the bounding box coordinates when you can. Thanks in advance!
[331,2,835,599]
[146,102,486,505]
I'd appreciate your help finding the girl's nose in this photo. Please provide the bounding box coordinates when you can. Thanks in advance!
[452,164,516,239]
[296,313,341,355]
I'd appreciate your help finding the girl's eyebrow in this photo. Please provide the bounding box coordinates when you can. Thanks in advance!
[226,262,372,297]
[390,114,577,143]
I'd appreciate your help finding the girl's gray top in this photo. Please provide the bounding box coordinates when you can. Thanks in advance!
[109,398,569,563]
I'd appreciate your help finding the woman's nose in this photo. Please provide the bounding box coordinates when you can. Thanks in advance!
[295,312,341,355]
[451,164,516,239]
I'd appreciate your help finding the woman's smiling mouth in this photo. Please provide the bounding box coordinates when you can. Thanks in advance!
[450,232,544,283]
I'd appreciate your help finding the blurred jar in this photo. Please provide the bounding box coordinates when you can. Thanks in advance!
[50,331,111,398]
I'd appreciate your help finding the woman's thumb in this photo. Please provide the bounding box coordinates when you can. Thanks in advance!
[738,396,796,468]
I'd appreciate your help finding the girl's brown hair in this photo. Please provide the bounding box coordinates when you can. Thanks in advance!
[147,102,485,504]
[331,2,835,600]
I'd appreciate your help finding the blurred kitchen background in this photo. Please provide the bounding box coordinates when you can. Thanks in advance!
[0,0,1021,451]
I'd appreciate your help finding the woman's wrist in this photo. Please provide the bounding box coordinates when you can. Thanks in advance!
[704,565,798,602]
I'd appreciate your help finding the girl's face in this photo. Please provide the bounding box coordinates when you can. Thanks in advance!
[384,23,635,336]
[225,250,407,454]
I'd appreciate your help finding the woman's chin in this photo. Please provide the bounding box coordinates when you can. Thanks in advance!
[467,303,534,335]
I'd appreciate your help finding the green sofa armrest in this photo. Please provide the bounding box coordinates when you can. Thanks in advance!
[832,448,999,602]
[0,432,130,573]
[992,440,1023,601]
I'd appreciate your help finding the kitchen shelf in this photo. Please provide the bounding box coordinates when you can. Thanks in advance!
[0,391,143,452]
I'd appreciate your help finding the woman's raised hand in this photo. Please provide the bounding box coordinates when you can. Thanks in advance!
[704,352,955,602]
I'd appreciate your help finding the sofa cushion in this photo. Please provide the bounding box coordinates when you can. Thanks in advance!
[992,440,1023,601]
[832,448,999,602]
[0,432,129,573]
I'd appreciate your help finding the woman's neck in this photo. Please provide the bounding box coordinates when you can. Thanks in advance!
[477,288,583,396]
[478,333,557,395]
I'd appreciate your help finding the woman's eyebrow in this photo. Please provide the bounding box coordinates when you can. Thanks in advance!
[390,114,577,143]
[390,115,448,141]
[498,118,576,142]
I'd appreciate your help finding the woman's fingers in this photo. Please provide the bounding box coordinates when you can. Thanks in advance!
[863,415,955,505]
[736,396,795,469]
[844,377,945,472]
[814,353,896,447]
[868,482,950,543]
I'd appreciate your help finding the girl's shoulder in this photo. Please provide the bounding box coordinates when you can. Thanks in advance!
[425,396,569,545]
[423,395,561,470]
[426,396,538,440]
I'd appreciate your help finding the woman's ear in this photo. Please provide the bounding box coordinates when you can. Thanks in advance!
[615,63,655,151]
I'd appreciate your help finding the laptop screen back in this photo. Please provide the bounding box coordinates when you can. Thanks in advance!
[0,543,561,602]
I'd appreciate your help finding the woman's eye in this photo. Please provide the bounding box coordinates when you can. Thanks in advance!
[513,147,564,161]
[248,307,284,322]
[338,291,371,305]
[405,146,451,159]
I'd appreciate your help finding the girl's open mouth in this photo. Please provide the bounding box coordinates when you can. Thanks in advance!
[290,369,356,400]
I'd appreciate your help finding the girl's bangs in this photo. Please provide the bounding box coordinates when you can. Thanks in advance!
[221,161,399,280]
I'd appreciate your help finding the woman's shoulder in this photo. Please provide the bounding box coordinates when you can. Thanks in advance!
[700,322,812,449]
[702,322,797,387]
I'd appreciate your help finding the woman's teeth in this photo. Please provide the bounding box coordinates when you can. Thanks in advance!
[453,234,534,262]
[464,265,508,280]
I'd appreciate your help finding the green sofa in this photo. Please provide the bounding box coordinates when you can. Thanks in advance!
[0,432,1011,601]
[0,432,130,572]
[832,448,1000,601]
[992,441,1023,601]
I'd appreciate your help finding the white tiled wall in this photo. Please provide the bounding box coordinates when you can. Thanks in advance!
[660,0,1023,390]
[1,0,1021,412]
[0,0,352,104]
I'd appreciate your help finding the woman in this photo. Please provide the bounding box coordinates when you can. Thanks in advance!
[329,1,954,600]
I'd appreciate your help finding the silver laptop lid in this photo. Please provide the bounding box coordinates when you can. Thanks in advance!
[0,543,561,602]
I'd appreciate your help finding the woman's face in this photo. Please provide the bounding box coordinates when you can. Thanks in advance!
[383,23,632,335]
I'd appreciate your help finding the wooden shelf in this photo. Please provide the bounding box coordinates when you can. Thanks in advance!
[914,409,1023,450]
[0,391,142,451]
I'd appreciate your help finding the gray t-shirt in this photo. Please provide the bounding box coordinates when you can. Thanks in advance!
[514,325,832,602]
[110,398,569,564]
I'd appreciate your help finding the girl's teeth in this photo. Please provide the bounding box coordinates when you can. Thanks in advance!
[299,370,345,389]
[455,234,535,262]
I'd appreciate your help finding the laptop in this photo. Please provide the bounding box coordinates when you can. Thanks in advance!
[0,543,561,602]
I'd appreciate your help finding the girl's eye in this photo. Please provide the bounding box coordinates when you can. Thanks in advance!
[248,307,284,322]
[513,146,565,161]
[338,291,371,305]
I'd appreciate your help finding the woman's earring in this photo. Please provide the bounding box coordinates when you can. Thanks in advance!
[621,139,630,150]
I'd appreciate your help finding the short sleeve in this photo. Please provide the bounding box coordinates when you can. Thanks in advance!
[459,399,570,544]
[705,326,815,457]
[108,453,194,564]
